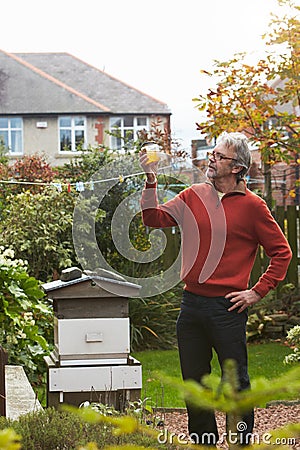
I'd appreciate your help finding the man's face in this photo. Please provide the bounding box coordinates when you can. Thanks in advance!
[206,143,238,180]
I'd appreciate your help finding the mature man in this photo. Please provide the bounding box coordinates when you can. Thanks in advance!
[139,132,292,446]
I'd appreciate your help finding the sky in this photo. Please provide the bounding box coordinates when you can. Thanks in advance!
[0,0,293,150]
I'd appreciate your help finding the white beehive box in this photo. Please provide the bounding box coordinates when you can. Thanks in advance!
[54,317,130,365]
[42,268,142,409]
[49,361,142,392]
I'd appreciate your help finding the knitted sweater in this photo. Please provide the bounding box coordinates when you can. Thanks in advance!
[141,180,292,298]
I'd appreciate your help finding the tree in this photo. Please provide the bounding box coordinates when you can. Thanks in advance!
[193,0,300,208]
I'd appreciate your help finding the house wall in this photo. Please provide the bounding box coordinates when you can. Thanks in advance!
[272,161,299,207]
[23,117,58,165]
[7,115,169,167]
[248,149,298,207]
[16,116,109,166]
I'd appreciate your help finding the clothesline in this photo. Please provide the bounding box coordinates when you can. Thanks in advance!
[0,159,287,192]
[0,164,175,192]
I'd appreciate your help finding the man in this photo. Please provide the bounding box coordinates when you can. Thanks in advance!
[139,132,292,446]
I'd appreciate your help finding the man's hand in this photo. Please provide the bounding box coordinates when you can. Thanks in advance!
[139,150,158,183]
[225,289,261,313]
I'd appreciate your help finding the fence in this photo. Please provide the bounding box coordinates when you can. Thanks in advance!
[250,204,299,291]
[162,204,299,292]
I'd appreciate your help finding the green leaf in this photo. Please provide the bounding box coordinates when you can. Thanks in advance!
[0,428,22,450]
[7,284,26,299]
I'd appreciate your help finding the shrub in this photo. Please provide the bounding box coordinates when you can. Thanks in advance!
[10,154,56,184]
[0,154,57,203]
[55,145,112,182]
[0,408,165,449]
[284,325,300,365]
[0,189,77,281]
[129,286,182,351]
[0,248,53,386]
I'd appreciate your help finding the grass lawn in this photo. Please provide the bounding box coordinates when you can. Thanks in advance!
[132,342,293,408]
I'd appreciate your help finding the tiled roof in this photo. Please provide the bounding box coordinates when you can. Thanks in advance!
[0,50,171,115]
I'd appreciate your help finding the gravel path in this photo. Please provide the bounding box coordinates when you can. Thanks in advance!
[157,404,300,448]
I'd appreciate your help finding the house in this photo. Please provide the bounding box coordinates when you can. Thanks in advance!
[0,50,171,166]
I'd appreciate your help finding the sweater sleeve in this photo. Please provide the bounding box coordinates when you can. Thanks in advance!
[252,200,292,298]
[140,181,183,228]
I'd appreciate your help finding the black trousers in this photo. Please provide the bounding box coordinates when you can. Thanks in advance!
[176,290,254,446]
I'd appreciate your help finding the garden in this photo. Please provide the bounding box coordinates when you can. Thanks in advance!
[0,1,300,447]
[0,137,299,449]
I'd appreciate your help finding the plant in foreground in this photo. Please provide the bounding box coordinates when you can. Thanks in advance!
[62,361,300,449]
[0,364,299,449]
[284,325,300,365]
[0,428,21,450]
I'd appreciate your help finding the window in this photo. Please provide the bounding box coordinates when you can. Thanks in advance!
[0,117,23,154]
[110,116,149,151]
[59,116,86,152]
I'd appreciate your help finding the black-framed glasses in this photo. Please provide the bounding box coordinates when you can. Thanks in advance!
[207,150,238,162]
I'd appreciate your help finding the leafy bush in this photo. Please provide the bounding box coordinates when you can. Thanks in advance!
[0,248,53,386]
[0,408,165,450]
[284,325,300,365]
[0,189,77,281]
[0,155,57,216]
[55,145,112,182]
[129,286,182,351]
[10,154,56,184]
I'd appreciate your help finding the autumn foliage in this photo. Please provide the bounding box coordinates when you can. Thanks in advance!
[193,0,300,206]
[10,154,56,183]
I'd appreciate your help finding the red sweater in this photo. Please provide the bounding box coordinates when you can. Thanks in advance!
[141,180,292,298]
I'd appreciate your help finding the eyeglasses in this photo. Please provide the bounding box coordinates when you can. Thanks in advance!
[207,151,238,162]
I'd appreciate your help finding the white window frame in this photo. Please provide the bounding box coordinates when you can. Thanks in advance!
[109,116,149,152]
[0,117,23,155]
[58,116,87,152]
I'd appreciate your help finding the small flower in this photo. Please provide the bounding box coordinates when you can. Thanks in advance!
[6,335,18,345]
[23,312,33,320]
[3,248,15,259]
[17,331,27,339]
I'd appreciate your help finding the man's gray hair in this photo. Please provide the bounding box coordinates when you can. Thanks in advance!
[216,131,251,180]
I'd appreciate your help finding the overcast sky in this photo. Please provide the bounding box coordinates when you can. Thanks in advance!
[0,0,291,149]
